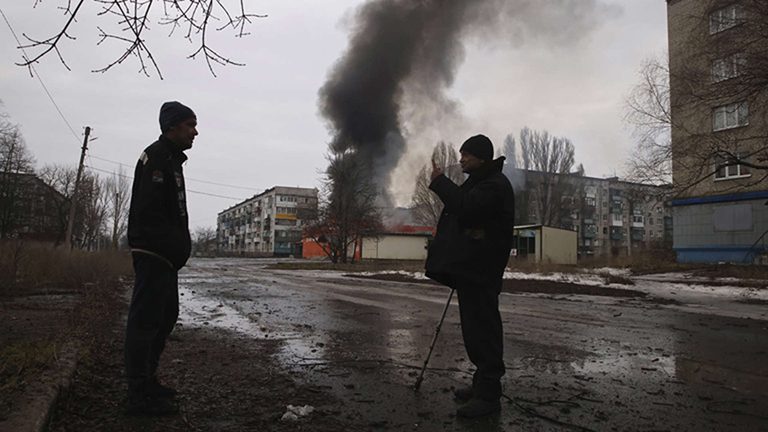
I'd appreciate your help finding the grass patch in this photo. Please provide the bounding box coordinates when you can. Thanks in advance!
[602,274,635,286]
[0,241,132,297]
[503,279,645,297]
[736,298,768,305]
[0,340,56,420]
[690,264,768,281]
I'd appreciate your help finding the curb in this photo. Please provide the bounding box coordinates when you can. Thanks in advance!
[0,341,80,432]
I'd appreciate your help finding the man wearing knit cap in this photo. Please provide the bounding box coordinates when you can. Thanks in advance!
[124,101,197,416]
[426,134,515,418]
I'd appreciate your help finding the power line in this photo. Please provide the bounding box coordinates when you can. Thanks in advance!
[89,152,268,192]
[0,6,81,143]
[85,164,245,201]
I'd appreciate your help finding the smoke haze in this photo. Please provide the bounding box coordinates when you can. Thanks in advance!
[319,0,621,205]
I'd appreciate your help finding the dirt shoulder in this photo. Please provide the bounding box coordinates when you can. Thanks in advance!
[0,290,86,423]
[46,285,366,432]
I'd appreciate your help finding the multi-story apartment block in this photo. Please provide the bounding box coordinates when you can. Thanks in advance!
[1,173,67,242]
[518,170,672,258]
[217,186,318,257]
[667,0,768,263]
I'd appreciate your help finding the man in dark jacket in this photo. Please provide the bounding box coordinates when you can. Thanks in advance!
[425,134,515,418]
[124,101,197,416]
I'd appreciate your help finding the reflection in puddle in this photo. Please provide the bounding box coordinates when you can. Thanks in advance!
[572,352,676,377]
[179,286,294,338]
[385,328,418,359]
[177,284,330,369]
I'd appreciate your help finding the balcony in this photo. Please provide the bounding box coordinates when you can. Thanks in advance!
[631,228,645,241]
[582,223,597,239]
[610,227,624,240]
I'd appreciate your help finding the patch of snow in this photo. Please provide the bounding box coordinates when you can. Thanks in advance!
[281,404,314,421]
[354,270,430,280]
[587,267,632,277]
[503,271,607,286]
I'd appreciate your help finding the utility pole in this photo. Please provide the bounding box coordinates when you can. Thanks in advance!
[112,190,120,249]
[65,126,91,250]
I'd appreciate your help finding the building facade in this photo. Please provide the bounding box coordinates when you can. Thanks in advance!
[513,225,578,265]
[667,0,768,263]
[217,186,318,257]
[0,173,66,242]
[517,170,672,258]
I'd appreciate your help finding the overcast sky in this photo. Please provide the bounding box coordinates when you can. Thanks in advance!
[0,0,668,231]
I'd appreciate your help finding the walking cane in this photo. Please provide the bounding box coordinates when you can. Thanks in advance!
[414,288,455,391]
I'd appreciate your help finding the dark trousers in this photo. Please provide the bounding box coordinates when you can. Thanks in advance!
[456,285,505,400]
[125,253,179,394]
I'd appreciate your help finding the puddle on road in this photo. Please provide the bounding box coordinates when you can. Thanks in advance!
[572,352,676,377]
[178,285,295,340]
[174,261,768,430]
[177,284,332,368]
[177,280,766,396]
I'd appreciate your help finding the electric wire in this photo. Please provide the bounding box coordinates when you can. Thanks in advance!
[2,8,256,206]
[89,153,268,192]
[85,164,245,201]
[0,6,82,143]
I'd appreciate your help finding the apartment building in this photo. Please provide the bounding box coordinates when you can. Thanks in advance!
[667,0,768,263]
[0,173,66,242]
[217,186,318,257]
[518,170,672,258]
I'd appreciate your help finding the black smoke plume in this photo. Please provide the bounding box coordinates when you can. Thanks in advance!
[319,0,618,204]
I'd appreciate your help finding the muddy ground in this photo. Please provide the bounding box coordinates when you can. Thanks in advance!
[3,258,768,431]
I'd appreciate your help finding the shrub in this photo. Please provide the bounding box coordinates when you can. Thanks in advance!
[0,241,132,297]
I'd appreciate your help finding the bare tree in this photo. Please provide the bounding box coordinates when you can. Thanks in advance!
[410,141,463,227]
[192,226,217,256]
[15,0,267,77]
[75,171,108,250]
[304,152,382,264]
[0,109,36,238]
[38,165,108,249]
[104,168,130,249]
[624,56,673,186]
[514,127,581,227]
[38,164,77,245]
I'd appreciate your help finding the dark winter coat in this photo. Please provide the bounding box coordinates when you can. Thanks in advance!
[425,157,515,291]
[127,136,191,270]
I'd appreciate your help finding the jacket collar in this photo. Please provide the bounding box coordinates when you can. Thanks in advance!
[158,135,188,162]
[467,156,505,181]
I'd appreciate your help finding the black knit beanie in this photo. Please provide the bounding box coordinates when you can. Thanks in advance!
[159,101,196,133]
[459,134,494,161]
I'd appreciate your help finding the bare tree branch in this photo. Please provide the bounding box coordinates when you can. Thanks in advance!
[410,142,463,227]
[625,1,768,200]
[16,0,267,77]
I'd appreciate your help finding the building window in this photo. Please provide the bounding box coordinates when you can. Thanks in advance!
[712,53,746,82]
[709,4,743,34]
[713,101,748,131]
[714,153,751,180]
[632,215,644,224]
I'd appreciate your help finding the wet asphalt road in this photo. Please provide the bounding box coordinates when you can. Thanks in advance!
[177,258,768,431]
